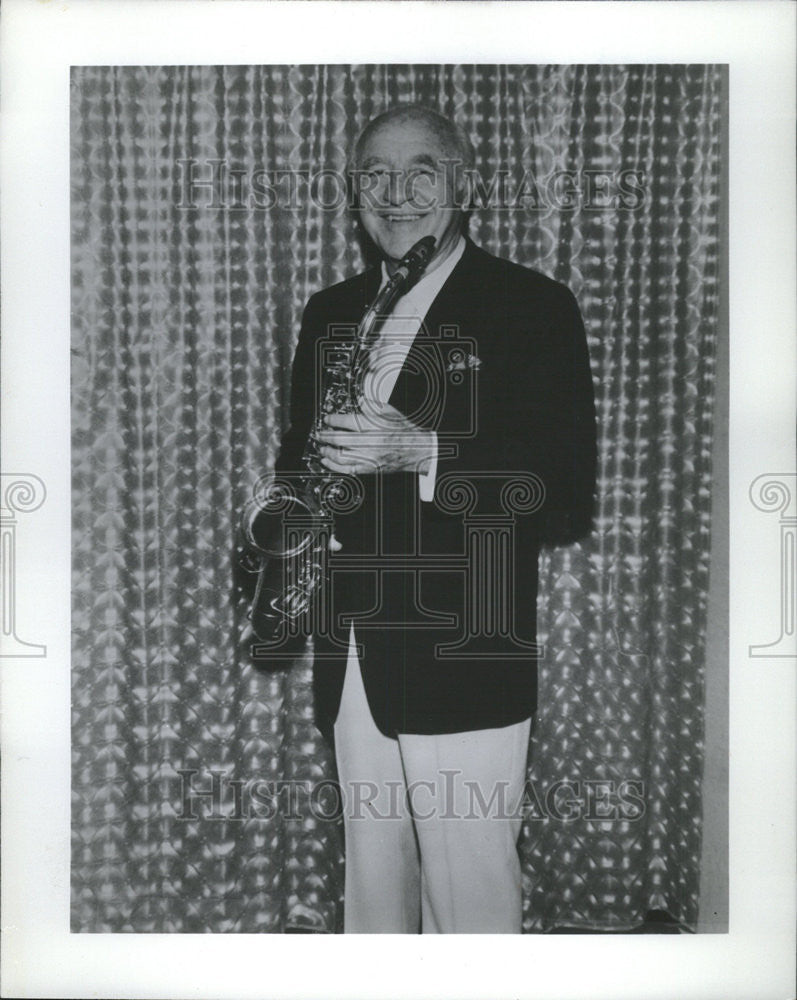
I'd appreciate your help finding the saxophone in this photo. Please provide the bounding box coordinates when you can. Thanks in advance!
[241,235,436,656]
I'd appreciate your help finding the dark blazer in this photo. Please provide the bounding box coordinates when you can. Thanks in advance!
[275,238,596,738]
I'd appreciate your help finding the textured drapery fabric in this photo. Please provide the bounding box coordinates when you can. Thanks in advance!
[71,64,722,933]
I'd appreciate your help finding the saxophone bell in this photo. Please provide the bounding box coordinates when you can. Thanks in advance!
[242,486,319,560]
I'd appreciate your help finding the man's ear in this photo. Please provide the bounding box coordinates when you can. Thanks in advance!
[351,221,382,269]
[345,165,360,214]
[451,165,473,212]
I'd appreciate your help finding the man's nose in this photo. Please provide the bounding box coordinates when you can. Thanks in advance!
[385,171,405,206]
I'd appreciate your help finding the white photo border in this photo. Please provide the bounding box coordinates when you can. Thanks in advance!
[1,2,794,998]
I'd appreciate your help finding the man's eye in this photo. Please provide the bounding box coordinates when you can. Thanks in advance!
[408,170,437,188]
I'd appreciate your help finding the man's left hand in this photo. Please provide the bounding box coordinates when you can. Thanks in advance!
[314,403,434,476]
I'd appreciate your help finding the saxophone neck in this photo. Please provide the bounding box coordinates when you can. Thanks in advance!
[357,234,438,349]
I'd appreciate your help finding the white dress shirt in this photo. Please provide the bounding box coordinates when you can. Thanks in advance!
[345,237,467,695]
[362,235,466,501]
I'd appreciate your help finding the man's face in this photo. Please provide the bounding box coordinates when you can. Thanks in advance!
[354,118,464,272]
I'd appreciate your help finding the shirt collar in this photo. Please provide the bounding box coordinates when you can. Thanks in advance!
[379,236,466,315]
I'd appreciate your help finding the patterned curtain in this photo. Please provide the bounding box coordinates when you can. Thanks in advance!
[71,65,722,933]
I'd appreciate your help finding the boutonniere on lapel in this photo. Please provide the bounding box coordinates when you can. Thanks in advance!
[446,350,482,374]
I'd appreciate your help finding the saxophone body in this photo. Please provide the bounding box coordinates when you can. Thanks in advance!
[242,235,436,656]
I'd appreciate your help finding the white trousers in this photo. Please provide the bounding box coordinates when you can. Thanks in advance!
[333,634,531,934]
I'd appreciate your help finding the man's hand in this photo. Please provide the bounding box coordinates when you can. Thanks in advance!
[314,402,434,476]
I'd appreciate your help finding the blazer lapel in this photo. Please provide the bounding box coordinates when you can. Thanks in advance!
[388,239,490,431]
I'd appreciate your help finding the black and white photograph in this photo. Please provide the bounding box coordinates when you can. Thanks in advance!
[68,61,725,937]
[1,2,795,998]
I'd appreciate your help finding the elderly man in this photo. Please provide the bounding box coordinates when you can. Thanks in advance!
[272,104,596,933]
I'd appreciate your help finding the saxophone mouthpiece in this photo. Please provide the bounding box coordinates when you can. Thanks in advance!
[395,235,437,291]
[358,235,439,347]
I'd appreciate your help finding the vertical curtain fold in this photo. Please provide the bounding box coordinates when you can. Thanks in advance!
[71,64,722,933]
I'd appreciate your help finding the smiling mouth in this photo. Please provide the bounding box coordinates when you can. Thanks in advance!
[380,213,426,222]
